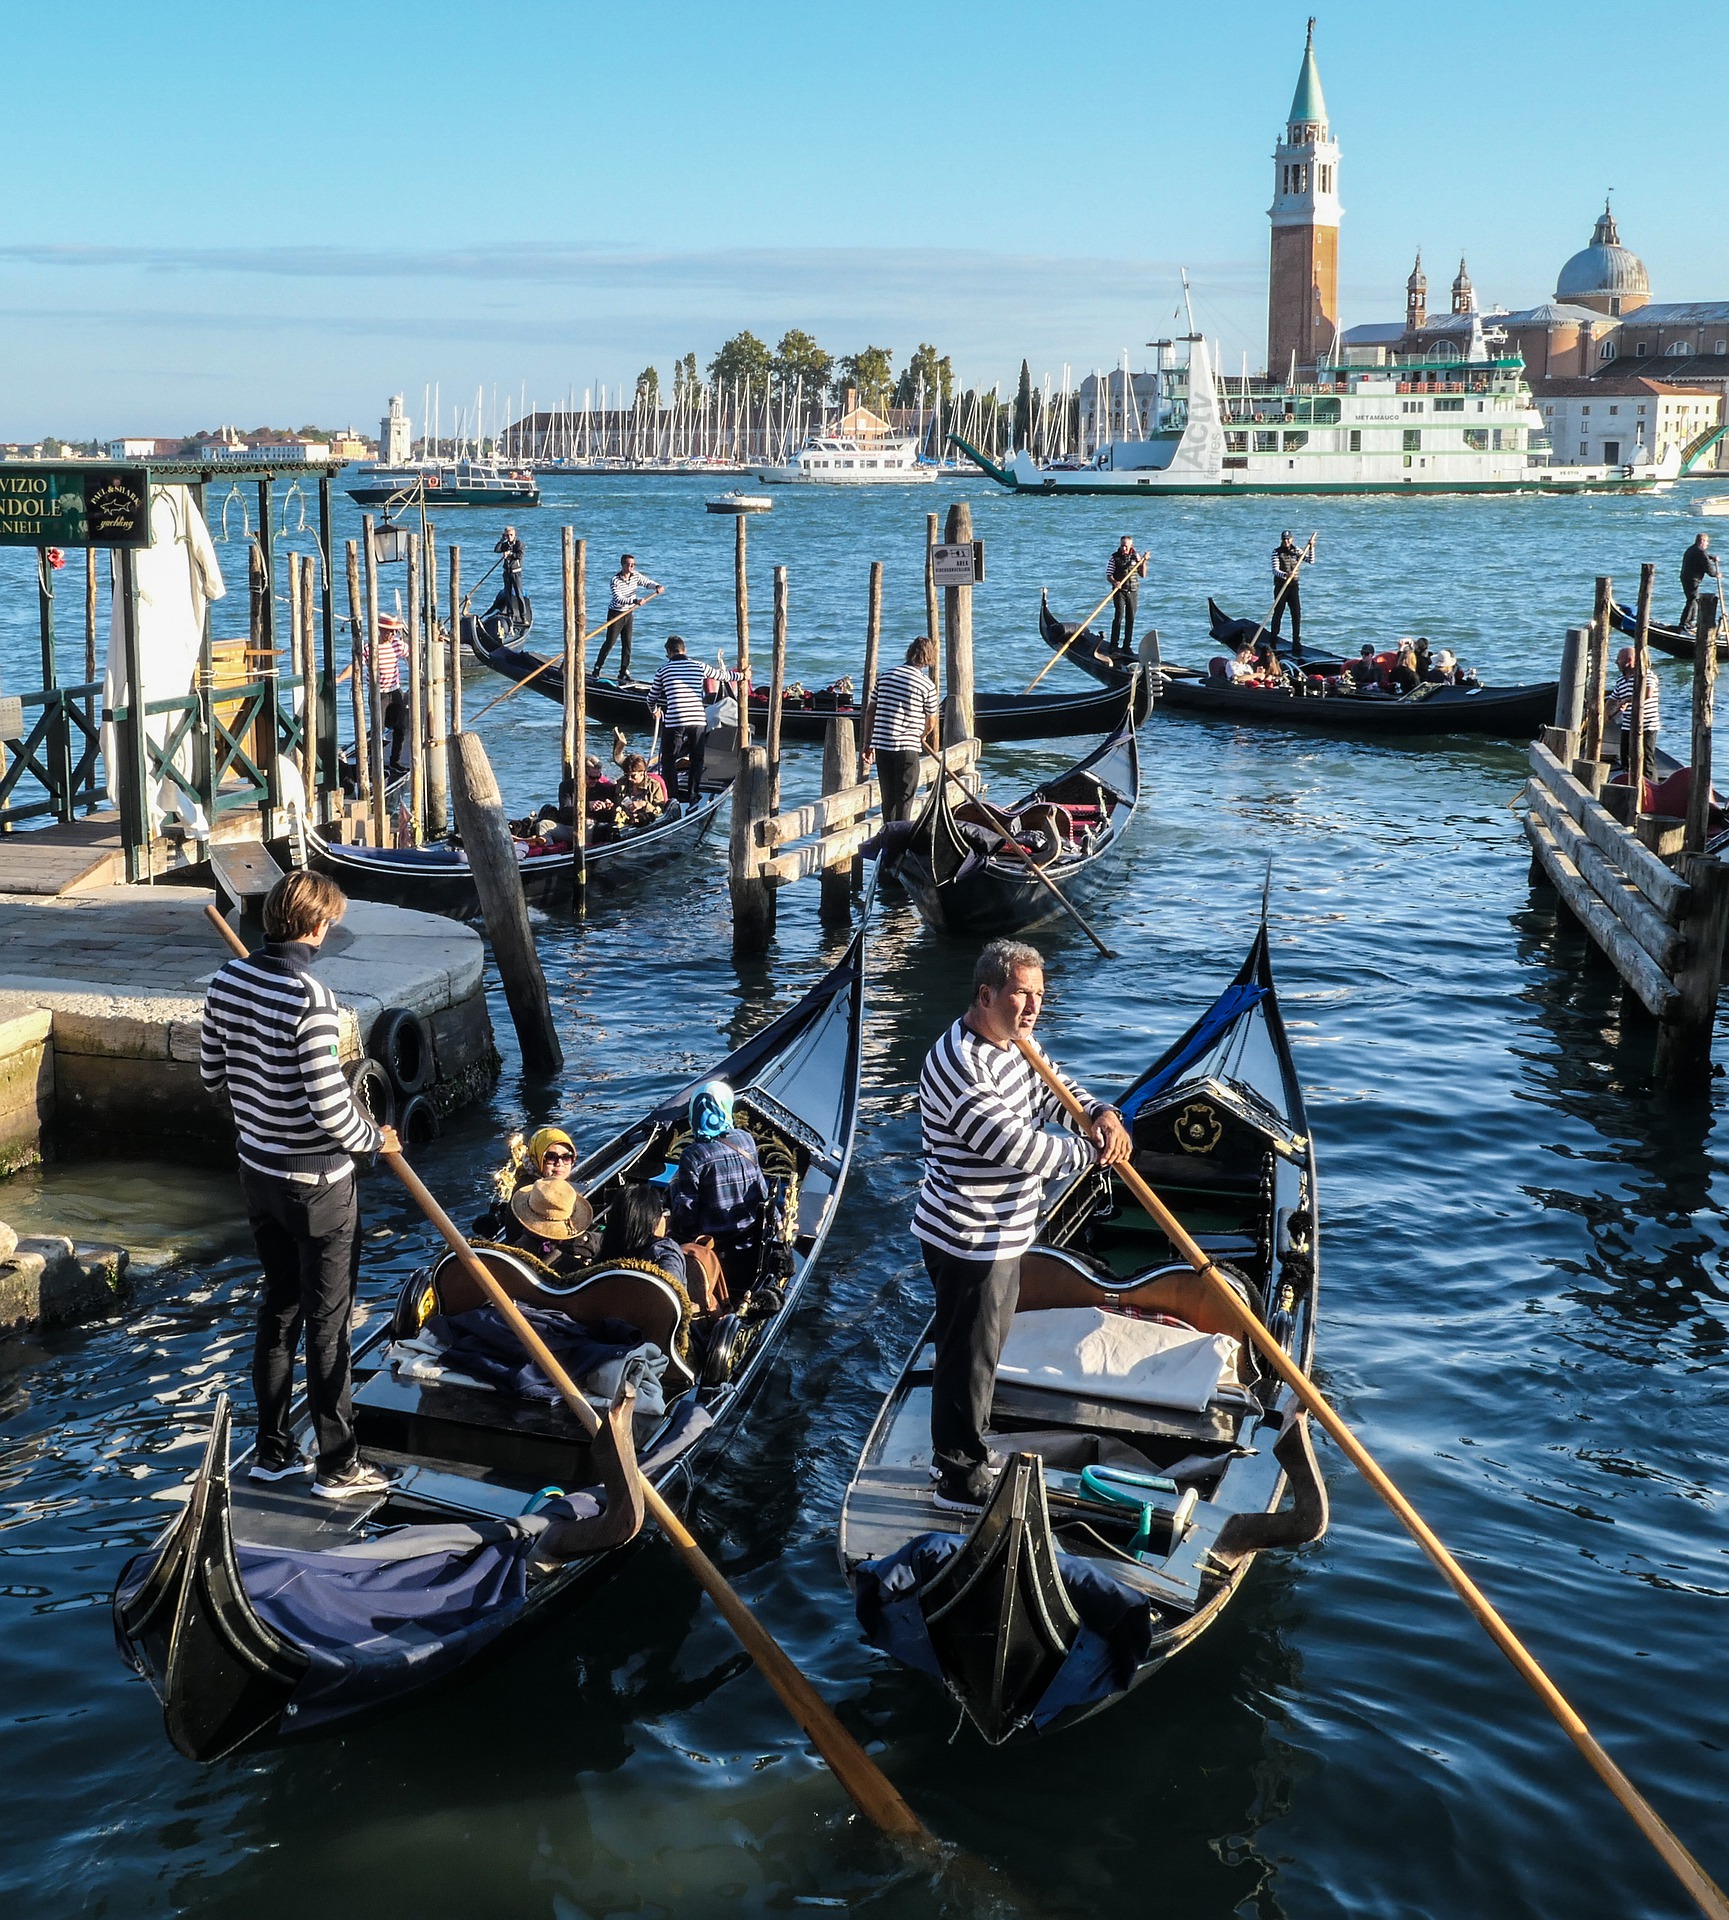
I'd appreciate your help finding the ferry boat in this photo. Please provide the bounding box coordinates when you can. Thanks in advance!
[346,460,541,509]
[961,326,1671,498]
[757,431,936,486]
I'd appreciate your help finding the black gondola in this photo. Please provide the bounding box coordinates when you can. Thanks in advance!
[469,611,1152,746]
[306,781,730,917]
[1039,592,1557,740]
[893,704,1140,937]
[1608,598,1727,663]
[114,931,868,1760]
[839,921,1326,1744]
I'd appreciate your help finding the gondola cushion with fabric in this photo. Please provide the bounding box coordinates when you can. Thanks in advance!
[997,1307,1237,1413]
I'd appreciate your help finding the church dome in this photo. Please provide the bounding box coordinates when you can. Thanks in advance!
[1556,203,1649,305]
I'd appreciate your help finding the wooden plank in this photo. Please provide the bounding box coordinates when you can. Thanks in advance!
[1523,781,1681,971]
[760,738,979,848]
[760,817,880,886]
[1528,741,1687,921]
[1523,812,1678,1016]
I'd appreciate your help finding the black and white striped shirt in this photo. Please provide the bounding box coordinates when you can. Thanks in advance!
[649,655,710,728]
[1612,668,1660,735]
[200,945,381,1178]
[914,1019,1103,1259]
[869,663,939,753]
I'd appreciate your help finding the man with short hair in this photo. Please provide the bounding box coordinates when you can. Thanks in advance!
[1105,535,1147,653]
[648,634,710,801]
[597,552,662,682]
[1271,530,1310,650]
[861,636,940,823]
[915,940,1131,1511]
[200,871,400,1500]
[1609,644,1661,769]
[1680,532,1719,635]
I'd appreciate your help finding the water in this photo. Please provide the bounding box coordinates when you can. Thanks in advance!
[1,477,1726,1918]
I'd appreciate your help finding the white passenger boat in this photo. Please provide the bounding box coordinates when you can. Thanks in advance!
[758,432,936,486]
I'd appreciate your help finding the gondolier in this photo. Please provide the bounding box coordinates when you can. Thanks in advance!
[1271,531,1310,649]
[1106,536,1147,653]
[494,526,527,631]
[861,636,940,822]
[1609,645,1661,767]
[648,634,709,801]
[199,872,399,1500]
[1680,533,1719,635]
[375,614,409,772]
[914,939,1130,1511]
[596,552,662,683]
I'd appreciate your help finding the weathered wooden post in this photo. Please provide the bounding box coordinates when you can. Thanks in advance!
[820,714,858,924]
[925,511,941,706]
[362,515,387,848]
[942,500,975,747]
[406,533,426,846]
[1655,850,1729,1090]
[448,730,563,1074]
[1686,593,1720,854]
[448,545,462,730]
[84,547,98,685]
[1545,626,1587,765]
[286,553,305,794]
[344,540,371,843]
[574,541,588,909]
[425,523,448,838]
[1576,575,1612,793]
[767,565,788,811]
[298,554,319,808]
[734,513,751,749]
[729,745,775,953]
[1630,561,1655,812]
[863,560,882,710]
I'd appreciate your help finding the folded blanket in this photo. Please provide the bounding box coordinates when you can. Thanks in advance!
[996,1308,1238,1414]
[393,1302,670,1416]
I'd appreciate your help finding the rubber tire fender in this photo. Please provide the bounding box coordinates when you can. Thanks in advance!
[369,1006,433,1096]
[346,1056,397,1130]
[397,1092,441,1146]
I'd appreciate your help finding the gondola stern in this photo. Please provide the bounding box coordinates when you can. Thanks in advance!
[1212,1410,1329,1562]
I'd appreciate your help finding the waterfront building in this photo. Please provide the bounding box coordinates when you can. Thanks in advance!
[1556,203,1650,317]
[380,394,412,466]
[1532,378,1719,472]
[1266,18,1342,379]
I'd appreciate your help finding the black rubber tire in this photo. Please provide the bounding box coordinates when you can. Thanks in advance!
[369,1006,433,1096]
[346,1057,397,1130]
[398,1092,441,1146]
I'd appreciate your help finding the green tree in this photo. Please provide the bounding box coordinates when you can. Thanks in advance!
[894,342,955,407]
[834,346,895,412]
[635,365,660,409]
[708,330,773,393]
[672,352,701,404]
[772,329,833,395]
[1012,360,1033,450]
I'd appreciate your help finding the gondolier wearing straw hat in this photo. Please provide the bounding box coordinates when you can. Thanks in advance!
[200,872,400,1502]
[913,939,1130,1513]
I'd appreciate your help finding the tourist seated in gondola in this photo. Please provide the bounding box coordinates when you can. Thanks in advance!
[472,1125,578,1237]
[614,752,668,830]
[598,1181,687,1282]
[667,1079,767,1279]
[1344,644,1380,689]
[1386,644,1421,696]
[498,1176,602,1276]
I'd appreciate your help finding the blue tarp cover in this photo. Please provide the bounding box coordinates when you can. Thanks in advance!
[853,1532,1157,1730]
[1116,984,1265,1124]
[422,1302,644,1403]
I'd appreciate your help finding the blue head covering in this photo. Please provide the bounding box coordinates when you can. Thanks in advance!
[689,1078,735,1141]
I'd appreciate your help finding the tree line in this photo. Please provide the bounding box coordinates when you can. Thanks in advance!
[634,334,956,413]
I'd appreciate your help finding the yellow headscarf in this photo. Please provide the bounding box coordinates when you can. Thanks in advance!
[523,1126,575,1181]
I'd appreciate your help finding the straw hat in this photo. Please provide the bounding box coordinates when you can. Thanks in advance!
[509,1177,593,1241]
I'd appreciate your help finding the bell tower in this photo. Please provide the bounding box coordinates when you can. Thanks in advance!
[1267,18,1342,379]
[1451,257,1475,315]
[1405,252,1427,334]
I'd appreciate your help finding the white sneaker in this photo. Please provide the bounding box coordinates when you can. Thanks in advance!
[249,1454,312,1484]
[312,1460,393,1501]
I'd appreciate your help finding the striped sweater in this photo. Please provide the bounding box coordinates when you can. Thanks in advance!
[869,662,939,753]
[200,944,381,1178]
[914,1019,1103,1259]
[649,655,710,728]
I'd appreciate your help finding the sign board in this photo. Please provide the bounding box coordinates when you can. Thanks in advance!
[0,699,22,741]
[0,466,152,549]
[931,540,985,588]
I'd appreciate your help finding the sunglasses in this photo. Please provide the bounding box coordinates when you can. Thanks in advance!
[541,1148,575,1165]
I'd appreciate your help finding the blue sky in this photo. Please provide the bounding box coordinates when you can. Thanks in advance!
[5,0,1726,438]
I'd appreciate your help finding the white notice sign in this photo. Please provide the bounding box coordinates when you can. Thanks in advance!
[931,542,984,587]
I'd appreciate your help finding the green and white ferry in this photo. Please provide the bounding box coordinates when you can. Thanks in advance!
[961,326,1670,497]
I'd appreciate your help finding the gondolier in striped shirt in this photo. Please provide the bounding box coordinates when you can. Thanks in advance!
[1609,645,1661,769]
[861,635,940,823]
[648,634,710,802]
[914,938,1130,1512]
[200,872,399,1500]
[375,614,409,772]
[596,552,663,683]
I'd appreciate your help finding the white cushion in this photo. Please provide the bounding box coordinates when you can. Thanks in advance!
[997,1307,1238,1414]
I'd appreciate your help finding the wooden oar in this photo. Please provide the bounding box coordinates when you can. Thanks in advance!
[205,902,249,954]
[1245,532,1318,655]
[940,766,1116,959]
[467,600,648,725]
[1013,1032,1729,1920]
[1023,563,1144,697]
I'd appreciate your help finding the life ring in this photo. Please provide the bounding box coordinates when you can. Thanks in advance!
[425,474,441,488]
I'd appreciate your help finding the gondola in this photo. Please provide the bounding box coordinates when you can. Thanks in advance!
[468,611,1152,746]
[1040,592,1557,739]
[1608,598,1727,663]
[893,703,1140,937]
[306,780,730,917]
[113,931,867,1761]
[838,920,1325,1744]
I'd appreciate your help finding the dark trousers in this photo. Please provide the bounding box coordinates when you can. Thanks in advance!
[499,568,527,628]
[1110,585,1138,651]
[1681,585,1703,633]
[1618,727,1659,771]
[1271,576,1302,646]
[241,1167,363,1476]
[922,1242,1021,1484]
[383,690,409,771]
[662,723,707,801]
[594,611,633,680]
[875,747,921,823]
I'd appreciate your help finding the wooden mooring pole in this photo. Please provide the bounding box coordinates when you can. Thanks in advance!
[942,500,974,747]
[344,540,370,840]
[1576,575,1613,794]
[407,534,425,846]
[734,514,751,750]
[298,554,319,811]
[1630,561,1655,812]
[448,730,563,1075]
[84,547,98,686]
[819,714,858,924]
[362,515,387,848]
[425,522,448,838]
[767,566,788,812]
[924,512,941,707]
[1685,593,1719,855]
[863,560,883,712]
[729,745,775,954]
[448,545,463,731]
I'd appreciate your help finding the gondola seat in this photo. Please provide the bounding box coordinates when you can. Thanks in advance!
[1018,1248,1255,1341]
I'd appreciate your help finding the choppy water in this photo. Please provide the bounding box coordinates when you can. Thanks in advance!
[0,476,1726,1919]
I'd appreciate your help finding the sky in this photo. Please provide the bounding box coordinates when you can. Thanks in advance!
[4,0,1727,439]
